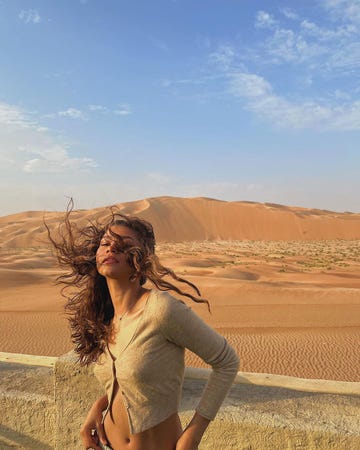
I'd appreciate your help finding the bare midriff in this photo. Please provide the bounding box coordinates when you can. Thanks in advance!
[103,382,183,450]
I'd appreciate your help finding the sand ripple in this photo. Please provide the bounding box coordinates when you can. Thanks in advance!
[1,310,358,382]
[0,312,72,357]
[185,327,360,382]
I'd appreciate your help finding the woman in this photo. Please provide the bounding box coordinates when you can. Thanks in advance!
[48,202,239,450]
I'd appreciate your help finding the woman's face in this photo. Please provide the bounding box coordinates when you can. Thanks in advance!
[96,224,140,280]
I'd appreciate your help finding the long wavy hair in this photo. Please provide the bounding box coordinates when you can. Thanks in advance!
[46,200,210,366]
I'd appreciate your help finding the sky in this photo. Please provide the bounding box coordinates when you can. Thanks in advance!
[1,0,359,215]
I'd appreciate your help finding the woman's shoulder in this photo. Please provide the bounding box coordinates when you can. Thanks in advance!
[147,289,189,318]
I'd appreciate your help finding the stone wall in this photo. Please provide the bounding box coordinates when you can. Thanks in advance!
[0,357,55,449]
[1,351,360,449]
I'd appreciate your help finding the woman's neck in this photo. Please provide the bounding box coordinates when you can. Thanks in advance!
[106,279,146,318]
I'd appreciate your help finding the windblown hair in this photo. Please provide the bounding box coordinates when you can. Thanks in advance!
[46,200,210,366]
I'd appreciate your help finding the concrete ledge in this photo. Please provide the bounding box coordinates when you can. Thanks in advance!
[1,351,360,449]
[54,351,103,449]
[0,352,57,367]
[0,358,55,448]
[185,367,360,395]
[54,352,360,449]
[181,378,360,449]
[0,392,54,449]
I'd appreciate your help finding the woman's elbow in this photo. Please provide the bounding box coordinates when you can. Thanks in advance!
[230,352,240,376]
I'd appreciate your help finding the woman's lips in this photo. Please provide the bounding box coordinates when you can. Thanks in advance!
[102,257,118,264]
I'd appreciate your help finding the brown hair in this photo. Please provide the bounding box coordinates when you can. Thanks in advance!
[46,200,210,366]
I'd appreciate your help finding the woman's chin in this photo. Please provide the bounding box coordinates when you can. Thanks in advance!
[99,267,130,280]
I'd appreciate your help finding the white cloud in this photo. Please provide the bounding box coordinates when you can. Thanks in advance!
[198,5,360,131]
[255,11,278,29]
[88,104,107,112]
[263,24,326,64]
[19,9,41,24]
[21,146,97,173]
[58,108,87,120]
[249,7,360,71]
[0,102,36,128]
[228,72,271,97]
[209,45,235,70]
[229,71,360,130]
[301,19,357,40]
[89,104,134,116]
[322,0,360,23]
[0,102,97,175]
[280,8,299,21]
[326,41,360,71]
[114,106,132,116]
[46,104,133,119]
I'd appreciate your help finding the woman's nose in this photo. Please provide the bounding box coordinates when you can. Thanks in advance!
[107,240,122,253]
[107,241,116,252]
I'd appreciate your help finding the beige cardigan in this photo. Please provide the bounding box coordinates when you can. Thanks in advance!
[93,289,240,434]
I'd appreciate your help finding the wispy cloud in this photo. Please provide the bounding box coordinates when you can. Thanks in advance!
[88,104,107,112]
[0,102,97,174]
[192,2,360,130]
[43,70,74,80]
[228,71,360,130]
[280,8,299,21]
[326,42,360,72]
[22,146,97,173]
[45,104,132,119]
[114,105,132,116]
[300,19,357,41]
[209,45,236,70]
[88,103,134,117]
[19,9,41,24]
[252,4,360,71]
[0,102,36,128]
[255,11,278,29]
[322,0,360,23]
[263,27,326,64]
[58,108,87,120]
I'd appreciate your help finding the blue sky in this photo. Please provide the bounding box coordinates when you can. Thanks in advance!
[1,0,359,215]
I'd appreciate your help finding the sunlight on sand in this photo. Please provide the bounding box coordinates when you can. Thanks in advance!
[1,198,359,381]
[0,238,359,382]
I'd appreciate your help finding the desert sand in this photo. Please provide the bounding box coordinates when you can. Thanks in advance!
[0,197,359,382]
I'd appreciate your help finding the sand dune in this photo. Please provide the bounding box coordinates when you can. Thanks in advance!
[1,196,360,249]
[0,197,359,382]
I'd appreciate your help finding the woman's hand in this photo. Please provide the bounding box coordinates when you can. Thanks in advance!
[175,430,200,450]
[80,395,109,450]
[175,412,210,450]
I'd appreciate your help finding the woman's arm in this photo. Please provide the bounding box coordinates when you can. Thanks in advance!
[80,395,109,450]
[160,293,240,444]
[176,412,210,450]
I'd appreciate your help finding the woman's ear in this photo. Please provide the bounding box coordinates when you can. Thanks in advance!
[129,272,138,282]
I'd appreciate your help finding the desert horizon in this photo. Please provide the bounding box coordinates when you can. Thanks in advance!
[1,196,359,382]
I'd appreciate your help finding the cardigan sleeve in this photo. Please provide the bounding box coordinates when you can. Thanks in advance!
[159,292,240,420]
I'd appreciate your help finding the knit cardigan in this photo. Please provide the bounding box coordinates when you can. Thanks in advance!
[93,289,240,434]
